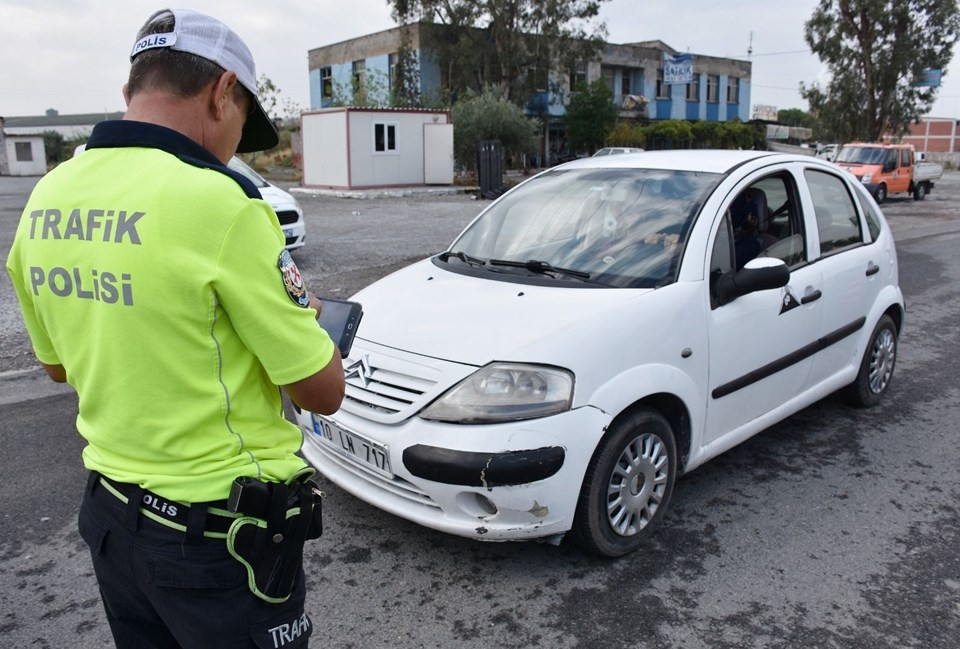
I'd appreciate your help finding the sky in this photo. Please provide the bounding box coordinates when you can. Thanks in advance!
[1,0,958,120]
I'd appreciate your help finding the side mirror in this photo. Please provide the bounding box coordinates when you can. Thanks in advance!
[716,258,790,306]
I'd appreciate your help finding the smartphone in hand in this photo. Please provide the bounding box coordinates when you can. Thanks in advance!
[317,297,363,357]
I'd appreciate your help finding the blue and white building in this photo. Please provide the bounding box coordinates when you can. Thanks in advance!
[306,23,752,163]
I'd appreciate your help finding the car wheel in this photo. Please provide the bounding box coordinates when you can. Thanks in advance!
[874,184,887,203]
[570,407,677,557]
[841,314,898,408]
[913,183,926,201]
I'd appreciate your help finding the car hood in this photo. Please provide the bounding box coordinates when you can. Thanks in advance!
[258,183,300,212]
[351,259,649,366]
[834,162,879,176]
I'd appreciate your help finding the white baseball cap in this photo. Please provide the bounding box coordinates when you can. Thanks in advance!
[130,8,280,153]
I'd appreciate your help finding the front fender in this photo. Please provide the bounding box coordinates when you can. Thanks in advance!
[587,361,704,452]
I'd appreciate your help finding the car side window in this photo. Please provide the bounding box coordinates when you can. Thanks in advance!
[709,213,734,309]
[804,169,863,255]
[851,183,882,242]
[731,173,806,269]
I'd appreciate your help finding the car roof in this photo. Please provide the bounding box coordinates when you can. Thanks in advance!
[560,148,785,174]
[843,142,910,149]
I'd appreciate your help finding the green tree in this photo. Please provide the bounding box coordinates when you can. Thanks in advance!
[388,1,610,105]
[777,108,816,129]
[802,0,960,142]
[564,80,619,153]
[256,74,302,120]
[449,86,538,170]
[605,121,645,149]
[42,131,66,167]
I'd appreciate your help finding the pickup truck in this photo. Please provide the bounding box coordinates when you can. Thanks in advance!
[834,142,943,202]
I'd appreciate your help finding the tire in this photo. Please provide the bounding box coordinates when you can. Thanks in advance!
[841,314,898,408]
[913,182,926,201]
[570,407,677,557]
[874,184,887,204]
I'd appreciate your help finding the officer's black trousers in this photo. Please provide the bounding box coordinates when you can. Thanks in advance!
[78,473,313,649]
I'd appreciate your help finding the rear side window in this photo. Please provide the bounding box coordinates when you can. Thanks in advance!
[804,169,863,255]
[851,184,883,242]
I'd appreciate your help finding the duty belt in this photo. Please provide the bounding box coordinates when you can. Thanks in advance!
[94,472,239,539]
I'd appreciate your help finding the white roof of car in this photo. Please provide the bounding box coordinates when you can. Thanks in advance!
[562,148,786,174]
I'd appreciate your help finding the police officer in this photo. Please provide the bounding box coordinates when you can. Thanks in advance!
[6,8,344,648]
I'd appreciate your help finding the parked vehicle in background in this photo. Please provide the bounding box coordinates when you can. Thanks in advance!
[227,157,306,251]
[73,144,306,251]
[815,143,839,162]
[292,150,905,558]
[834,142,943,203]
[593,147,645,157]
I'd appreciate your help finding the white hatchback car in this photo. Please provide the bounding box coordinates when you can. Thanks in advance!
[294,150,904,557]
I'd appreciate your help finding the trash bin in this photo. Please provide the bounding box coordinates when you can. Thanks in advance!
[477,140,506,199]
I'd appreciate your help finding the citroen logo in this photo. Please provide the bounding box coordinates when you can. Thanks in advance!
[344,355,375,388]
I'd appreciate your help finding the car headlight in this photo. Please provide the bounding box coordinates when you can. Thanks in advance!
[860,174,872,184]
[420,363,574,423]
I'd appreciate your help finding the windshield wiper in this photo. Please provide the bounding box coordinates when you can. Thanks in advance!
[488,258,593,281]
[438,250,486,267]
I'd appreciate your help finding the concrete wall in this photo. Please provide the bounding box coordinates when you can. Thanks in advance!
[309,25,417,109]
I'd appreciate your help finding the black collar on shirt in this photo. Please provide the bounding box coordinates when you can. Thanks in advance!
[84,120,262,199]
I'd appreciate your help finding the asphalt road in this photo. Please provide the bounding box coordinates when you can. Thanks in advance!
[1,170,959,648]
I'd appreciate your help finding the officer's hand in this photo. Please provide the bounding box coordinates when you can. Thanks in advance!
[308,293,323,320]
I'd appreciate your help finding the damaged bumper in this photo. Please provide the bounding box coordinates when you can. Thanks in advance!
[296,406,609,542]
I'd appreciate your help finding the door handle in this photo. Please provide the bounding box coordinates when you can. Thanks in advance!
[866,262,880,277]
[801,290,822,304]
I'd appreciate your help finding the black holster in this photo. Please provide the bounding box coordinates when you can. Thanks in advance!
[226,477,323,604]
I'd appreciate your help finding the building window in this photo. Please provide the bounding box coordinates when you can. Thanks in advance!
[621,71,631,98]
[14,141,33,162]
[686,74,700,101]
[707,74,720,102]
[374,123,397,153]
[388,53,397,95]
[320,66,333,100]
[601,66,615,94]
[569,61,587,91]
[727,77,740,103]
[656,69,669,99]
[352,60,366,100]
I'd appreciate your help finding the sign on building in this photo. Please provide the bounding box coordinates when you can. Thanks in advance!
[752,104,779,121]
[663,53,693,84]
[913,68,942,87]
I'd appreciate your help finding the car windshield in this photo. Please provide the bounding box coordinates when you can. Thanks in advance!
[835,146,887,165]
[227,157,270,189]
[448,168,721,288]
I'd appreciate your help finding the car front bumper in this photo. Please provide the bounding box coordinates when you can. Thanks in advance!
[294,405,610,542]
[282,222,306,250]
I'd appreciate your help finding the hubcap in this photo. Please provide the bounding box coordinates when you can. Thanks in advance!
[868,328,896,394]
[606,433,669,537]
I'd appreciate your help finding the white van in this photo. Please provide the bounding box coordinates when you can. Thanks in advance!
[294,149,904,557]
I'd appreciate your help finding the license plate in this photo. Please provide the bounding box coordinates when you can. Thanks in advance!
[311,414,392,478]
[283,228,294,238]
